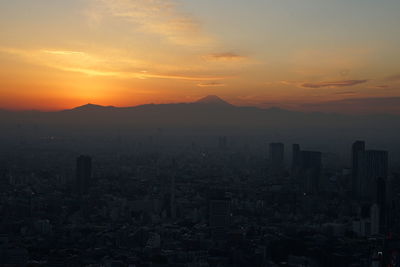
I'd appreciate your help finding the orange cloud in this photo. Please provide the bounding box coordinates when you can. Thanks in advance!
[386,74,400,82]
[204,52,246,61]
[197,82,226,87]
[0,47,231,81]
[301,80,368,88]
[88,0,212,46]
[374,85,391,89]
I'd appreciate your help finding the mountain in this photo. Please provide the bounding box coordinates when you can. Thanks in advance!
[69,103,115,111]
[0,96,399,152]
[194,95,233,107]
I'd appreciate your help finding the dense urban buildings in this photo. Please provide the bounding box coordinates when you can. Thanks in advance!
[1,0,400,265]
[0,137,398,266]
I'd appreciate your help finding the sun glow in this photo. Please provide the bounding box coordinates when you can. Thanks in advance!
[0,0,400,112]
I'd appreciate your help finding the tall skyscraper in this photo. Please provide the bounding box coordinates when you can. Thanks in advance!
[376,177,387,234]
[352,141,365,196]
[76,155,92,195]
[357,150,388,199]
[299,151,322,194]
[269,143,284,176]
[218,136,228,150]
[292,144,301,172]
[370,203,380,236]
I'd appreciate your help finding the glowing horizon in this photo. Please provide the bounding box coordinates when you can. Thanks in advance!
[1,0,400,113]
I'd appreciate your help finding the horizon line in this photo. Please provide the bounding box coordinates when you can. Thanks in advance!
[1,95,400,116]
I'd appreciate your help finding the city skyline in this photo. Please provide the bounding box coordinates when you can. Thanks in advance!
[1,2,400,265]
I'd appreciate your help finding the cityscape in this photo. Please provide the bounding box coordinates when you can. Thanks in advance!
[0,115,399,266]
[1,0,400,266]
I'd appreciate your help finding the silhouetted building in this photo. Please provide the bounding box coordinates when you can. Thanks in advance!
[76,155,92,195]
[269,143,284,176]
[218,136,228,150]
[292,144,301,172]
[387,173,400,234]
[370,204,380,236]
[299,151,322,194]
[209,198,231,240]
[352,141,365,196]
[357,150,388,199]
[376,177,387,233]
[383,239,400,266]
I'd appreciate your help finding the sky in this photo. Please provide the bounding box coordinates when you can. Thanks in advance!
[0,0,400,113]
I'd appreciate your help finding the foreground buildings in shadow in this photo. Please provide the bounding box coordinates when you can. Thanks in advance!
[0,137,398,266]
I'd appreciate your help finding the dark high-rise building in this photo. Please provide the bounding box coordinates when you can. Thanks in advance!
[269,143,284,176]
[218,136,228,150]
[357,150,388,199]
[299,151,322,194]
[292,144,301,172]
[387,173,400,234]
[76,155,92,195]
[209,197,231,240]
[376,177,387,233]
[352,141,365,195]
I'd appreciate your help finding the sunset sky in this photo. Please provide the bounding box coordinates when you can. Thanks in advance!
[1,0,400,112]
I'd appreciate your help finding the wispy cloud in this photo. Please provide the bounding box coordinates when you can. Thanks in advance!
[374,85,391,89]
[88,0,212,46]
[301,80,368,88]
[279,80,301,86]
[41,50,87,56]
[136,73,228,81]
[386,74,400,82]
[0,47,230,81]
[197,82,226,87]
[333,91,357,96]
[204,52,246,61]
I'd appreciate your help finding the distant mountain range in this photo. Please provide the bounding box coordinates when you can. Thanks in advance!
[0,95,399,148]
[65,95,233,112]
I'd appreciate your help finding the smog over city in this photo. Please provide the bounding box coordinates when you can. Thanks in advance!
[1,1,400,266]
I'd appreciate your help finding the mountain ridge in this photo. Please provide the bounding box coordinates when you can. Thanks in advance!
[0,95,399,146]
[2,95,400,118]
[67,95,234,111]
[194,95,233,107]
